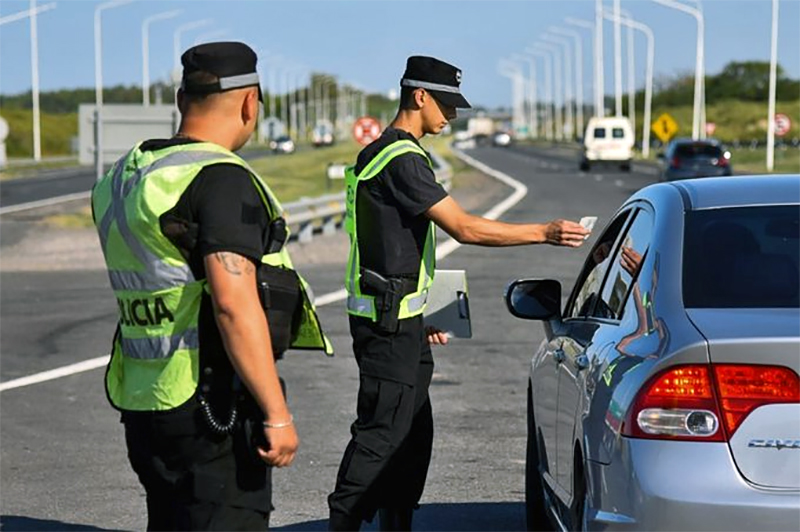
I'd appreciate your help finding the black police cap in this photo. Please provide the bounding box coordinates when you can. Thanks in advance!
[401,55,471,109]
[181,41,263,101]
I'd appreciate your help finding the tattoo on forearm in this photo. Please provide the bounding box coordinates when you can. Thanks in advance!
[214,252,255,276]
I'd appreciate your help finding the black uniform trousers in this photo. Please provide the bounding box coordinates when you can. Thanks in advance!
[328,314,434,527]
[122,394,272,531]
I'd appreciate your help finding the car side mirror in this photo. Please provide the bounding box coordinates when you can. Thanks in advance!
[504,279,561,320]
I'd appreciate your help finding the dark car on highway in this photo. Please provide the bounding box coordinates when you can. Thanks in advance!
[505,175,800,531]
[659,138,732,181]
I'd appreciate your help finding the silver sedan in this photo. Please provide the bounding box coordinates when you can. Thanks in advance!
[505,175,800,531]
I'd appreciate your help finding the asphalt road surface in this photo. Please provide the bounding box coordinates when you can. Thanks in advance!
[0,143,657,531]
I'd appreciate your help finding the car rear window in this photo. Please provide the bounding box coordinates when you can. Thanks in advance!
[675,143,723,158]
[683,206,800,308]
[593,127,606,139]
[612,128,625,139]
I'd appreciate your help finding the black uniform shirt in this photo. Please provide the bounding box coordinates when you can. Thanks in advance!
[142,137,271,396]
[354,127,448,277]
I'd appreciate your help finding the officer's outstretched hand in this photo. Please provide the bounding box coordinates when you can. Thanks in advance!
[542,219,590,247]
[426,326,450,346]
[257,422,299,468]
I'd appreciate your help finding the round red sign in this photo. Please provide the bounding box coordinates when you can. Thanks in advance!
[352,116,382,146]
[774,113,792,137]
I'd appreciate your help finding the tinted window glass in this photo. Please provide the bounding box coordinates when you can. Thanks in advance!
[612,128,625,139]
[683,206,800,308]
[594,128,606,139]
[598,209,654,319]
[567,211,631,319]
[675,143,723,158]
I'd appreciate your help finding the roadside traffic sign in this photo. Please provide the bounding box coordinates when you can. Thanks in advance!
[774,113,791,137]
[352,116,382,146]
[652,113,679,143]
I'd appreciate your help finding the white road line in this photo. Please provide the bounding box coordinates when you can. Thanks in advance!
[614,179,625,187]
[0,191,92,215]
[0,355,110,392]
[0,147,527,392]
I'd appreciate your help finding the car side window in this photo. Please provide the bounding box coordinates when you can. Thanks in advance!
[612,128,625,139]
[565,210,632,319]
[597,208,655,320]
[594,128,606,139]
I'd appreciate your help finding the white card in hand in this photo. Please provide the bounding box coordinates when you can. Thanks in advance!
[579,216,597,239]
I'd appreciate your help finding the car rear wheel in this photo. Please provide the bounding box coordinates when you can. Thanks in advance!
[525,383,550,531]
[565,453,588,531]
[579,160,590,172]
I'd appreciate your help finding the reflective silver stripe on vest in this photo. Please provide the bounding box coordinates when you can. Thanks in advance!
[401,78,462,94]
[99,150,237,292]
[346,295,374,315]
[119,328,199,360]
[405,290,428,313]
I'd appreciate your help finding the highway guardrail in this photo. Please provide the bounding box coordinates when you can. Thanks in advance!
[284,149,452,243]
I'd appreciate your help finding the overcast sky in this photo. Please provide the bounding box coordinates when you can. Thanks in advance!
[1,0,798,108]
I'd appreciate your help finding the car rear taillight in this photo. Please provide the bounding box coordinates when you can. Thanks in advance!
[622,364,800,442]
[716,156,729,167]
[670,156,681,168]
[622,366,724,441]
[713,364,800,437]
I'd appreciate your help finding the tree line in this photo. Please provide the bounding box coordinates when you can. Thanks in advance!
[0,61,797,116]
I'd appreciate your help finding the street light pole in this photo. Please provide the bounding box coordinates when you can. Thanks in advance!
[551,26,585,139]
[565,17,597,123]
[511,53,538,138]
[534,43,563,141]
[543,34,574,140]
[766,0,779,171]
[142,9,182,107]
[172,19,212,82]
[95,0,135,180]
[613,0,623,116]
[595,0,605,117]
[603,9,656,158]
[526,48,554,140]
[0,1,56,160]
[29,0,41,161]
[653,0,705,139]
[498,60,525,136]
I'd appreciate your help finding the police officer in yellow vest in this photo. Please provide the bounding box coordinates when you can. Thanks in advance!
[92,42,331,531]
[327,56,589,531]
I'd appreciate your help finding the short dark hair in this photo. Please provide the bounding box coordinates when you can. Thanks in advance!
[399,86,419,110]
[179,70,220,106]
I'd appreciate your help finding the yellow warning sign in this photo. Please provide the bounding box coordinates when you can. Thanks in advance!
[652,113,679,143]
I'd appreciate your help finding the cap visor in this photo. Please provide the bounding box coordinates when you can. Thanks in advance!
[431,90,471,109]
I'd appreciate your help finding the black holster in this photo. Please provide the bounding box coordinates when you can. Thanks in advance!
[257,264,302,356]
[360,269,410,334]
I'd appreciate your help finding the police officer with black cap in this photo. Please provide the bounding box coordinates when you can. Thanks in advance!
[327,56,588,531]
[92,41,330,531]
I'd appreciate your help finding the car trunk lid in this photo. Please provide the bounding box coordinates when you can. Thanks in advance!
[687,308,800,489]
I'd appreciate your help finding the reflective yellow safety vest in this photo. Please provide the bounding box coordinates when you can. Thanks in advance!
[344,140,436,320]
[92,141,332,412]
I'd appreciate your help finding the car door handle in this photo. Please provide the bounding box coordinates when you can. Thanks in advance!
[575,354,590,371]
[552,348,565,363]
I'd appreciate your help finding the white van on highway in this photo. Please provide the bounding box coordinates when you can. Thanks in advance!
[580,116,634,171]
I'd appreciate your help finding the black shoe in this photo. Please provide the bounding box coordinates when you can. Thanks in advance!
[329,510,362,531]
[378,507,414,531]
